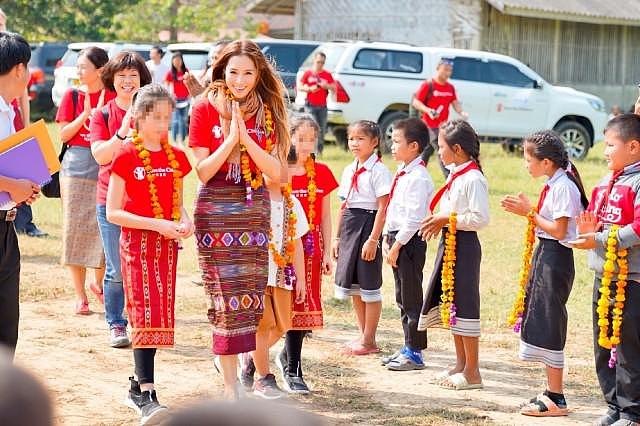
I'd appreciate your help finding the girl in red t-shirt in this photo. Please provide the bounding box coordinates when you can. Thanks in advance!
[277,114,338,394]
[165,52,190,146]
[107,84,193,423]
[90,51,152,346]
[56,46,114,315]
[189,40,290,400]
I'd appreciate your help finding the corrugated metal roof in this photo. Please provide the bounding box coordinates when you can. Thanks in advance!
[487,0,640,24]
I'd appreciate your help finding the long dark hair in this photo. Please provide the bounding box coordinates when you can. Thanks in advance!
[171,52,187,80]
[440,120,482,172]
[523,130,589,209]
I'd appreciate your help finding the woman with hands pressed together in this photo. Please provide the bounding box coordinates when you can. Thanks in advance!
[188,40,289,400]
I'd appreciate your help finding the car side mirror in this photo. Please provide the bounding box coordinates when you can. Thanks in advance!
[534,79,544,89]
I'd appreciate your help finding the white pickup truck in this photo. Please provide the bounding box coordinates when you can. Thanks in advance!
[296,41,608,159]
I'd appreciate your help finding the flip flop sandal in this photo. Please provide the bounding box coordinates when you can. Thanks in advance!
[74,300,91,315]
[520,394,568,417]
[439,372,483,391]
[433,370,452,384]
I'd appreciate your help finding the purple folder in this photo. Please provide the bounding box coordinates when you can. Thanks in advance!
[0,137,52,209]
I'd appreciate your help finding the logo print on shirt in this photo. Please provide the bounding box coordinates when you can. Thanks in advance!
[212,125,222,139]
[134,166,146,181]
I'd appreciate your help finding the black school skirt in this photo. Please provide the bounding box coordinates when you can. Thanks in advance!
[519,238,574,369]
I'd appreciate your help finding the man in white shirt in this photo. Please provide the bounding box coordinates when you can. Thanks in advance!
[0,31,41,358]
[146,46,169,85]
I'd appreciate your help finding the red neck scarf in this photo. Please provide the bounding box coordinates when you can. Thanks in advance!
[429,161,479,212]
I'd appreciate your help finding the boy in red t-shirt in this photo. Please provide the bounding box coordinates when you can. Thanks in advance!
[412,58,468,176]
[298,52,336,154]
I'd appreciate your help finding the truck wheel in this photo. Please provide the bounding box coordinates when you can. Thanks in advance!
[333,127,348,150]
[554,121,591,160]
[379,111,408,153]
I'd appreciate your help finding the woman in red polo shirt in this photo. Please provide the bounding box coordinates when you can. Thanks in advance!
[90,51,152,347]
[164,52,190,146]
[56,46,114,316]
[189,40,289,400]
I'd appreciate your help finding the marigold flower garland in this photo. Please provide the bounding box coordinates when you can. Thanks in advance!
[508,208,537,332]
[303,156,317,256]
[597,225,628,368]
[131,131,182,222]
[440,213,457,327]
[226,89,274,205]
[268,184,298,288]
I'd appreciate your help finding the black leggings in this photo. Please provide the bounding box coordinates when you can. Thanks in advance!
[284,330,307,376]
[134,348,157,385]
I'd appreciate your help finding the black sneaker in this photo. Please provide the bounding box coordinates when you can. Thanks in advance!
[239,352,255,391]
[282,374,310,395]
[253,373,285,399]
[124,377,169,425]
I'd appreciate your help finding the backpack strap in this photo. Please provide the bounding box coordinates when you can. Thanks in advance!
[71,89,78,117]
[421,79,434,105]
[101,105,109,130]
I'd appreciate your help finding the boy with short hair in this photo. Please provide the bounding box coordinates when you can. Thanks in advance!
[382,117,434,371]
[0,31,41,357]
[574,113,640,425]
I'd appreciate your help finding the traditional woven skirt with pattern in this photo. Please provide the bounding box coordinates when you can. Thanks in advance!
[120,228,177,348]
[60,146,104,268]
[520,238,574,369]
[194,176,269,355]
[291,230,324,330]
[418,230,481,337]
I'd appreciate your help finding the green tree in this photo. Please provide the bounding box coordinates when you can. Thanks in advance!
[114,0,243,42]
[1,0,138,41]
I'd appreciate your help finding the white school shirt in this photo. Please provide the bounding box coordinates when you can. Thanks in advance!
[146,60,170,85]
[438,161,490,231]
[0,95,17,210]
[337,153,392,210]
[267,195,310,288]
[384,157,435,245]
[536,168,583,245]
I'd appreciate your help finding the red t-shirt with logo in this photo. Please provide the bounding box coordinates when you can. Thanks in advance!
[301,69,335,107]
[165,70,190,100]
[414,79,457,129]
[189,98,271,176]
[111,143,191,220]
[89,99,132,205]
[56,89,116,148]
[291,161,339,224]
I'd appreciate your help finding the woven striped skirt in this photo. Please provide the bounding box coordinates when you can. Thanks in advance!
[60,146,104,268]
[291,230,324,330]
[120,228,178,348]
[194,176,270,355]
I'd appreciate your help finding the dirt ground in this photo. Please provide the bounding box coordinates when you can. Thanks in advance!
[15,255,605,426]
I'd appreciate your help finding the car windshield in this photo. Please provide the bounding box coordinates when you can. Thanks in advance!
[301,44,346,72]
[61,49,81,67]
[164,51,209,72]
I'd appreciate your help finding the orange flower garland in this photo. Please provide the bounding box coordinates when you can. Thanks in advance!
[597,225,628,368]
[305,157,317,231]
[268,184,297,268]
[226,89,274,204]
[508,208,537,332]
[440,213,457,327]
[132,131,182,222]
